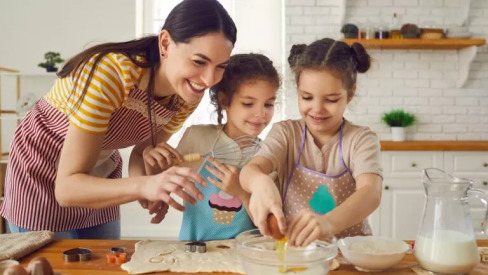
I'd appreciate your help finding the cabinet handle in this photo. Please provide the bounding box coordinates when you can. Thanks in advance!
[483,181,488,186]
[483,162,488,168]
[384,185,390,190]
[411,162,417,167]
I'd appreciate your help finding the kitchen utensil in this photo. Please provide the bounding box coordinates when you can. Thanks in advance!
[236,229,337,275]
[62,248,92,262]
[338,236,409,272]
[414,168,488,274]
[181,135,260,166]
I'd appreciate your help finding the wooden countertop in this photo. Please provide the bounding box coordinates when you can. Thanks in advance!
[17,239,488,275]
[380,140,488,151]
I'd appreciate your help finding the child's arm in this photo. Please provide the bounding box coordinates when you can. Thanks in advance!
[286,173,382,247]
[240,156,287,238]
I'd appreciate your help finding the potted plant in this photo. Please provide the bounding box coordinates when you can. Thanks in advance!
[400,23,420,39]
[381,109,416,141]
[38,52,64,72]
[341,24,359,38]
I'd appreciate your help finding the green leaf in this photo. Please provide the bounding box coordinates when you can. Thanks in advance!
[381,109,416,127]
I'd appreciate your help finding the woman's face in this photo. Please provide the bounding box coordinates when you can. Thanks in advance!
[158,31,233,105]
[297,69,353,138]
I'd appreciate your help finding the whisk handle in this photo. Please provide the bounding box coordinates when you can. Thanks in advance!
[180,153,202,163]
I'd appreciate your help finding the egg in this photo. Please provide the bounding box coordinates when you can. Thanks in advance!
[267,213,285,240]
[2,265,29,275]
[27,256,53,275]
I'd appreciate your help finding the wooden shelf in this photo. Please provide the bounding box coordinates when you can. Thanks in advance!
[342,38,486,50]
[380,140,488,151]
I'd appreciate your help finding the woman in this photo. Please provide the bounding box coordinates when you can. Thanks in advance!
[0,0,237,239]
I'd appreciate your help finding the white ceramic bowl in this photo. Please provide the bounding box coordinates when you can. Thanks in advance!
[338,236,409,272]
[236,229,338,275]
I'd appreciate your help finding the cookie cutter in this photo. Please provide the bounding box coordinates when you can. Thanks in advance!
[185,241,206,253]
[63,247,93,262]
[110,247,127,254]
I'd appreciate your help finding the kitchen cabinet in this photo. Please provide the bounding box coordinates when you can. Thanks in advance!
[369,150,488,240]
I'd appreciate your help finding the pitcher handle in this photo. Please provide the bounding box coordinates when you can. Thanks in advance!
[468,188,488,235]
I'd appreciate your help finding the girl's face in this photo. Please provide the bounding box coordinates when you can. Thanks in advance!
[298,69,354,138]
[223,80,277,139]
[158,31,233,105]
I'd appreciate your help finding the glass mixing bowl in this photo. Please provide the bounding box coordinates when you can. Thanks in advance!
[236,229,338,274]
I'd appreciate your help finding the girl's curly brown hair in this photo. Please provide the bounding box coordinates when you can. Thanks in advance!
[209,53,280,124]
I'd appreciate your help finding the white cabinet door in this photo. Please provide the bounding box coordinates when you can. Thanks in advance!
[380,179,425,240]
[378,151,441,239]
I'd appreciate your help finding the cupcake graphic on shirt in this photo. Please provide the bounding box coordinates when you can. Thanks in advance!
[208,190,242,224]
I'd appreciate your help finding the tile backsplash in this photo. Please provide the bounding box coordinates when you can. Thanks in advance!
[283,0,488,140]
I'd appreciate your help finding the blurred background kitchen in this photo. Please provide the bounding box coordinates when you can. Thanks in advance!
[0,0,487,241]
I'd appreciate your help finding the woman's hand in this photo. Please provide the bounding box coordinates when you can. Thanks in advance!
[143,142,183,175]
[247,176,286,238]
[286,209,333,247]
[139,166,206,211]
[145,201,170,224]
[204,157,245,199]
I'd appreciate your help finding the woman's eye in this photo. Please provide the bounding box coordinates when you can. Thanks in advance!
[301,96,312,101]
[217,65,227,70]
[242,103,253,107]
[193,60,206,66]
[265,103,275,108]
[326,99,339,103]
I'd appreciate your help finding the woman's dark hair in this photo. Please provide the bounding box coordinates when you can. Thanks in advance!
[287,38,371,98]
[57,0,236,145]
[209,53,280,125]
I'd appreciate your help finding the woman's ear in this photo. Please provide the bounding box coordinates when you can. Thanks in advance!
[347,84,356,103]
[158,30,172,58]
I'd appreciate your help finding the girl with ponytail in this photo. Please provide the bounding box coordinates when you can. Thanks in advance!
[241,38,383,247]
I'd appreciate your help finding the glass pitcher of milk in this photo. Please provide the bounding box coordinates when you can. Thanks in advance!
[414,168,487,274]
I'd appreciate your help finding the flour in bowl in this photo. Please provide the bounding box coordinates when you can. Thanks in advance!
[349,240,397,254]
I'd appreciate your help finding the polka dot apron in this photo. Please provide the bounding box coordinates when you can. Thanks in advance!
[282,120,372,239]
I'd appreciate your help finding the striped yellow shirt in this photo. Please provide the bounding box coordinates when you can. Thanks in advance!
[44,52,198,134]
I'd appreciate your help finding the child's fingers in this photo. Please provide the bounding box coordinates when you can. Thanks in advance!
[294,221,316,247]
[288,216,309,246]
[205,165,224,181]
[207,176,224,189]
[301,227,321,247]
[206,157,231,174]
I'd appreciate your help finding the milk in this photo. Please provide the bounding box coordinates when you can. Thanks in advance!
[414,230,479,274]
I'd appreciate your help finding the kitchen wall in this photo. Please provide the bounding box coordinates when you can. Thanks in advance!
[284,0,488,140]
[0,0,137,73]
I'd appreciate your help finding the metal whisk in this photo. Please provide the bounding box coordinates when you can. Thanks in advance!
[181,135,260,167]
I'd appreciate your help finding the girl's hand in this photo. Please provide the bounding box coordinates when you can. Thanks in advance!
[143,142,183,175]
[139,166,207,211]
[286,209,333,247]
[248,178,286,238]
[204,157,245,199]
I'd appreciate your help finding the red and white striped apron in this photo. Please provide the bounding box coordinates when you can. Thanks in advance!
[0,88,178,231]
